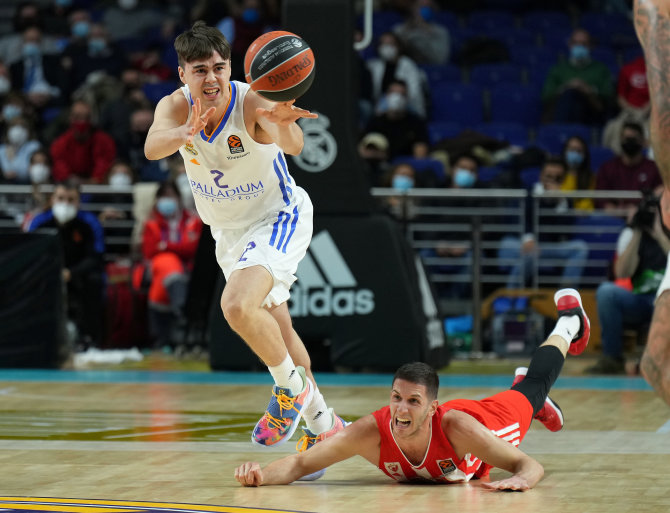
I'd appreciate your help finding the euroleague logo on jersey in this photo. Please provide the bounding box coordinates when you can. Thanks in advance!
[227,135,245,154]
[437,458,457,476]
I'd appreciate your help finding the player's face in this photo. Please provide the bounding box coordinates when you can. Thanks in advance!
[389,379,437,439]
[179,51,231,105]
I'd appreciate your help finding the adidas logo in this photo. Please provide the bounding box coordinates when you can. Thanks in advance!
[289,231,375,317]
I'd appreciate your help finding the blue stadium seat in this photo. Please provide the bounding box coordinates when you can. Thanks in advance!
[142,82,179,106]
[474,121,529,146]
[392,156,447,186]
[572,214,626,278]
[520,167,541,189]
[421,64,463,87]
[509,46,559,69]
[477,165,503,183]
[430,83,484,125]
[541,28,572,55]
[365,10,405,36]
[433,10,460,30]
[427,120,463,145]
[467,10,516,31]
[469,63,523,88]
[522,11,572,35]
[536,123,593,154]
[589,146,616,172]
[489,83,542,127]
[579,12,632,39]
[622,45,644,64]
[487,27,537,50]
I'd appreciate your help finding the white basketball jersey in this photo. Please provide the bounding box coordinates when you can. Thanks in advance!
[178,81,299,229]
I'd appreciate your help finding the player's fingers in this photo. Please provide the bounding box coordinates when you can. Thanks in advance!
[202,106,217,121]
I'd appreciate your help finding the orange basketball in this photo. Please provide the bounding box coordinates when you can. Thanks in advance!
[244,31,315,102]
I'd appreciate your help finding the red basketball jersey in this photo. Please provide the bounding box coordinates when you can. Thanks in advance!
[373,390,534,483]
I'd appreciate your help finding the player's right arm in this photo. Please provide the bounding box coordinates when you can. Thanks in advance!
[634,0,670,225]
[234,415,380,486]
[144,93,215,160]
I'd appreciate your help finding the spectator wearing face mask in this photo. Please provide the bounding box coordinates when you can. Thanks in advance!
[101,0,165,43]
[595,121,662,210]
[498,158,589,289]
[358,132,390,187]
[134,180,202,348]
[362,79,429,160]
[382,162,420,221]
[20,148,52,230]
[0,2,61,66]
[9,25,66,111]
[560,135,595,211]
[50,99,117,184]
[366,32,428,119]
[542,28,614,125]
[392,0,450,66]
[0,116,41,183]
[27,179,105,349]
[96,160,136,256]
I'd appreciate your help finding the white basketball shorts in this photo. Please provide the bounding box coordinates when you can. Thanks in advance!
[210,186,313,307]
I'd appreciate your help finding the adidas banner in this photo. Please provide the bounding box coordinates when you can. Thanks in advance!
[281,0,373,215]
[209,214,448,372]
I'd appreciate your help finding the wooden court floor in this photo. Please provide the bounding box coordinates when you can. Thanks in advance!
[0,370,669,513]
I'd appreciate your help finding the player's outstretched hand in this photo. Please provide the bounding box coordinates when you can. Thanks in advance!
[256,100,318,126]
[482,476,531,492]
[186,98,216,144]
[234,462,264,487]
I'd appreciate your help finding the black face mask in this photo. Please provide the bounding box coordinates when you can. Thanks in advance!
[621,137,643,157]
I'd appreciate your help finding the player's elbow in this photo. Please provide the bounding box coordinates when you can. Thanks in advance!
[284,140,304,156]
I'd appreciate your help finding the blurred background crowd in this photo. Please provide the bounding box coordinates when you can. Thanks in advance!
[0,0,660,375]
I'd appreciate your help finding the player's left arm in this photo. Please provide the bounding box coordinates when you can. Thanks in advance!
[443,410,544,491]
[245,90,317,155]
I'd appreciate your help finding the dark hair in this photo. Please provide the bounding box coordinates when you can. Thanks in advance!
[156,179,182,205]
[543,156,567,172]
[560,135,592,190]
[174,21,231,68]
[392,362,439,400]
[54,177,80,194]
[622,121,644,138]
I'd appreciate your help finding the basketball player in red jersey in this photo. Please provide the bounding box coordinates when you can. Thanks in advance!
[144,22,345,477]
[633,0,670,406]
[235,288,590,491]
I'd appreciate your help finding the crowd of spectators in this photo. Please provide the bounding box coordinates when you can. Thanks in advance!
[0,0,664,373]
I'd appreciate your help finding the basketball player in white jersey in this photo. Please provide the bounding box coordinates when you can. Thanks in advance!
[144,22,346,477]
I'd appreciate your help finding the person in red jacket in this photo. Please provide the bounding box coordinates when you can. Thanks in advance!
[50,99,117,183]
[138,179,203,347]
[235,289,591,491]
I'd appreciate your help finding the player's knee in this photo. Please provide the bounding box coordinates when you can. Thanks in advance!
[220,295,251,330]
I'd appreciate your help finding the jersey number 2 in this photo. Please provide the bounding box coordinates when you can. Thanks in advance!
[210,169,228,189]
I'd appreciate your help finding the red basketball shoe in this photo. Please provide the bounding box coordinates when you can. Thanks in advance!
[512,367,564,432]
[554,288,590,355]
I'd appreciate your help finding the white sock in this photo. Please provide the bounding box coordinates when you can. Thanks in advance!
[303,387,332,434]
[550,315,580,345]
[268,354,303,394]
[656,252,670,301]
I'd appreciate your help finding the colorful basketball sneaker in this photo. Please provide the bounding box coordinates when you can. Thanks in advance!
[252,366,314,447]
[296,409,350,481]
[554,288,590,355]
[512,367,564,432]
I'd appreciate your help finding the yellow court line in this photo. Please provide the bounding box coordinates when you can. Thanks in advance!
[0,498,305,513]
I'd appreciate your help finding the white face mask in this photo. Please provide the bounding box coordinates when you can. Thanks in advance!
[7,125,28,146]
[29,163,50,184]
[0,76,10,95]
[118,0,137,9]
[109,172,132,189]
[52,201,77,224]
[378,44,398,62]
[386,92,407,112]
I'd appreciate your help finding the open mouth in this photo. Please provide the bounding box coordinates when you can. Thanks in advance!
[395,417,411,429]
[203,87,219,98]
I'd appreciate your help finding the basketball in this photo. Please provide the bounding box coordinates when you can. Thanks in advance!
[244,31,316,102]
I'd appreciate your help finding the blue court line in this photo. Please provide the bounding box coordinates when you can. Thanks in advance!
[0,370,653,391]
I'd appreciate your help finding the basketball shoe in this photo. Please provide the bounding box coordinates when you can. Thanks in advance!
[252,366,314,447]
[512,367,564,432]
[295,409,350,481]
[554,288,590,355]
